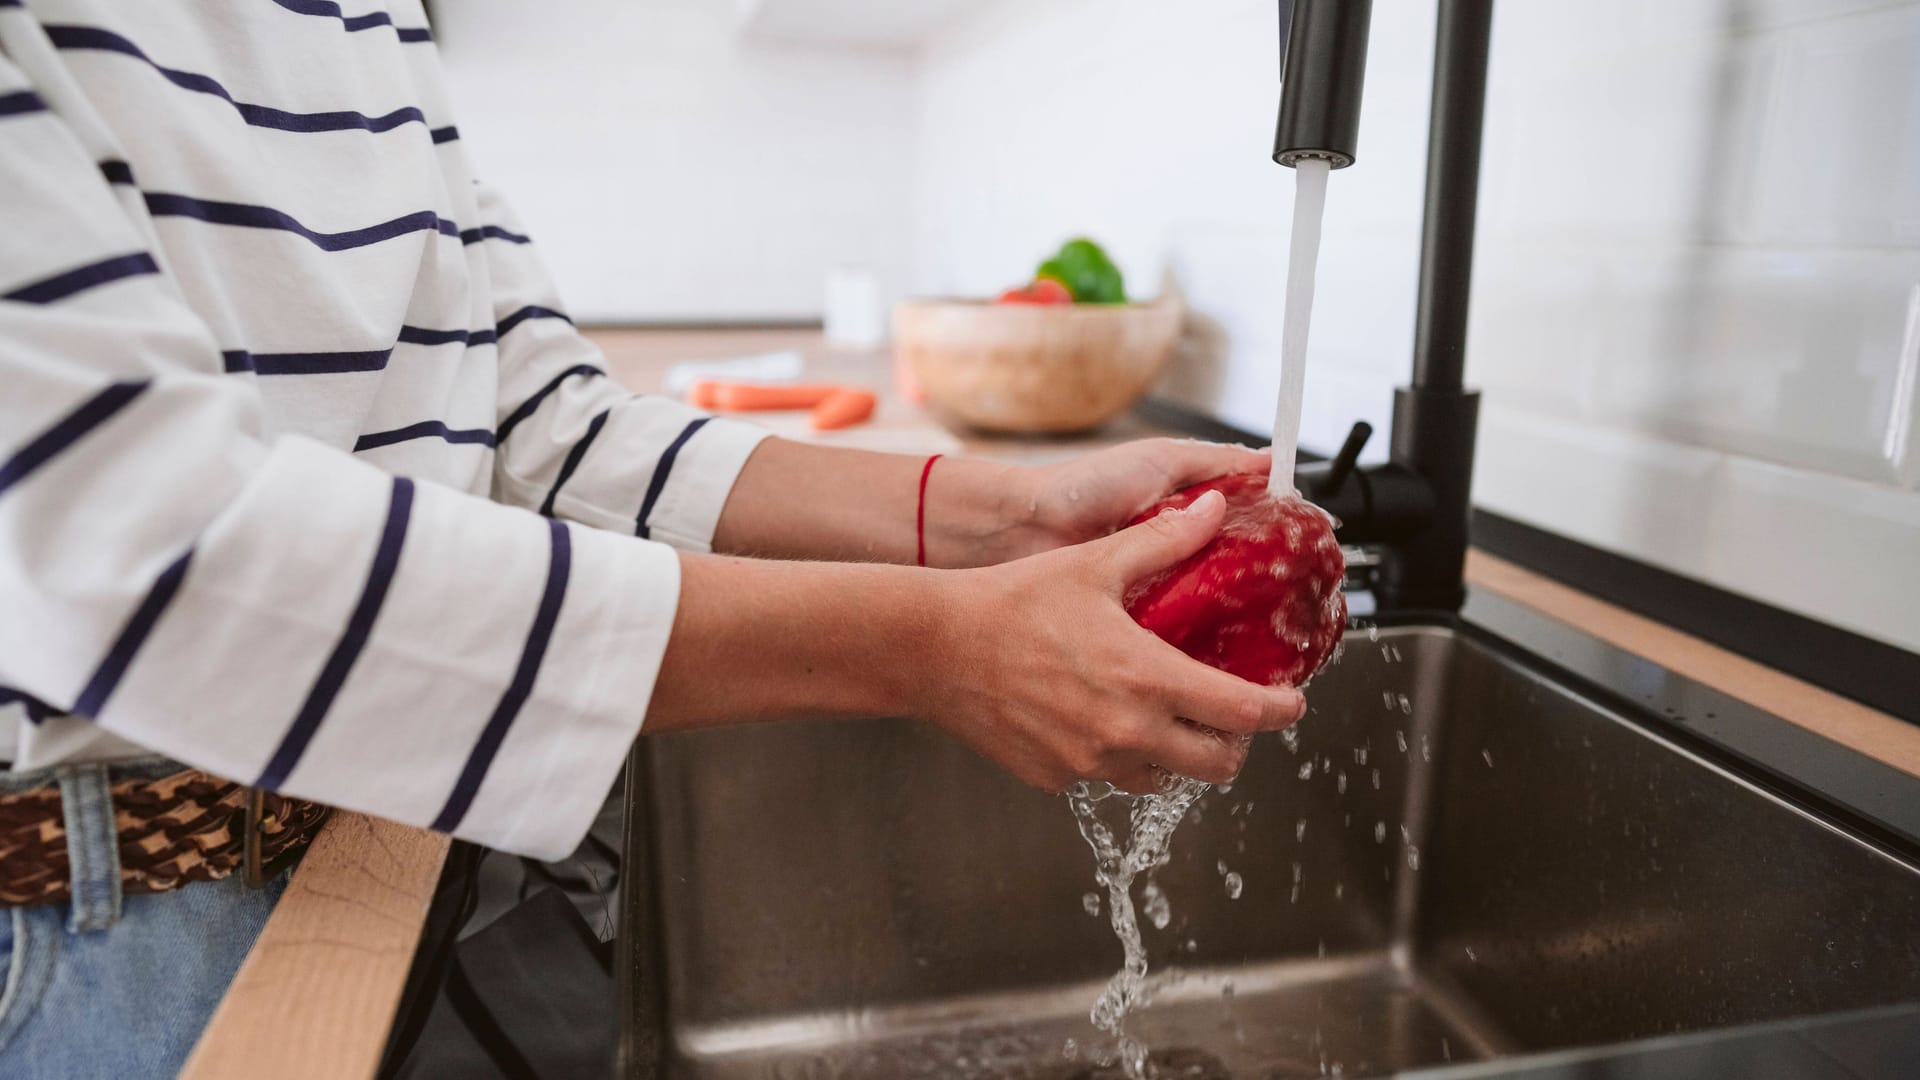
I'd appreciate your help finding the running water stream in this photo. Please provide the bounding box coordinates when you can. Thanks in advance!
[1269,158,1330,496]
[1066,777,1212,1076]
[1067,160,1336,1078]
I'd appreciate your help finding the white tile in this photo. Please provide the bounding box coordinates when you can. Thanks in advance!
[1471,243,1920,484]
[1476,406,1920,651]
[1731,0,1920,34]
[1742,6,1920,246]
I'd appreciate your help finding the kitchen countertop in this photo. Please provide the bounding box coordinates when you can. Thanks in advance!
[184,327,1920,1079]
[591,326,1173,460]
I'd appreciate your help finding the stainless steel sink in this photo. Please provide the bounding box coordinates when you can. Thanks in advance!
[618,620,1920,1078]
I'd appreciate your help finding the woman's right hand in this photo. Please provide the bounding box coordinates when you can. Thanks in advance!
[913,489,1307,795]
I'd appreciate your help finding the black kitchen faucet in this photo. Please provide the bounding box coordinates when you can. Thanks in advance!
[1274,0,1492,613]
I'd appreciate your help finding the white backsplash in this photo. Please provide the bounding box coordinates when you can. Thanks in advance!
[913,0,1920,652]
[1475,1,1920,487]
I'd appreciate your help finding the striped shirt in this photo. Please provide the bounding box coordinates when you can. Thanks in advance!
[0,0,768,859]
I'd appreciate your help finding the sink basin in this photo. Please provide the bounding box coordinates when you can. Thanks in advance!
[617,618,1920,1078]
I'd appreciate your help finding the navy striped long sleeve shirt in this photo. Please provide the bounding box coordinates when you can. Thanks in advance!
[0,0,768,858]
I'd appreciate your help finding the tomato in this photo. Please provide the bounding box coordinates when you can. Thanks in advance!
[995,278,1074,305]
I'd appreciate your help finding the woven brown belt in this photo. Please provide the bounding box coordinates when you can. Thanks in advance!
[0,768,329,908]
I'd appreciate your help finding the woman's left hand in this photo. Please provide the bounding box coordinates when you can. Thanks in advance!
[714,433,1268,569]
[994,438,1271,561]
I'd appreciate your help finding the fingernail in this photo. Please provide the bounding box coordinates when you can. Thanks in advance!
[1186,489,1224,514]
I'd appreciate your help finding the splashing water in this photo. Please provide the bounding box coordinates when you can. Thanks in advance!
[1066,774,1219,1078]
[1269,158,1332,495]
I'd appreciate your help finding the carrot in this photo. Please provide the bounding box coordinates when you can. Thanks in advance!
[688,380,723,409]
[710,383,842,411]
[809,388,877,431]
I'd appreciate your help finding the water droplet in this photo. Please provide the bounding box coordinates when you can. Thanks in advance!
[1224,872,1243,899]
[1407,846,1421,870]
[1482,749,1495,768]
[1374,821,1387,843]
[1466,946,1478,961]
[1395,730,1408,753]
[1143,880,1172,930]
[1083,892,1101,917]
[1336,771,1348,794]
[1063,1038,1079,1060]
[1296,819,1308,841]
[1371,768,1381,789]
[1298,761,1315,780]
[1397,693,1413,715]
[1217,859,1230,876]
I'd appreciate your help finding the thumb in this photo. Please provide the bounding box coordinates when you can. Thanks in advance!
[1096,488,1225,588]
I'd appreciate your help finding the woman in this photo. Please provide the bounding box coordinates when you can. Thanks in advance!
[0,2,1304,1073]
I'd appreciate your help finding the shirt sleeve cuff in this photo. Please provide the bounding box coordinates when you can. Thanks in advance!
[635,415,770,554]
[458,523,682,860]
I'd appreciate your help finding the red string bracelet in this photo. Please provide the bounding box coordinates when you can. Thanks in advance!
[916,453,943,568]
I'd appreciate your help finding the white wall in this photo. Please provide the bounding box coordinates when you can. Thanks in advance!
[913,0,1920,652]
[1468,0,1920,652]
[434,0,917,323]
[914,0,1435,463]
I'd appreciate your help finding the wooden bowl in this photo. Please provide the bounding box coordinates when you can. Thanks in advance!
[893,298,1182,433]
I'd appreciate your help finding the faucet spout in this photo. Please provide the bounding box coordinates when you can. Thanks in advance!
[1273,0,1374,169]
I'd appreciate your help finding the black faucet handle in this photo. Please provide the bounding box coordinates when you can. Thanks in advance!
[1322,420,1372,495]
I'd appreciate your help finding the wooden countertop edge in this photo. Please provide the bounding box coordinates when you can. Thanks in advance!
[176,548,1917,1080]
[180,812,450,1080]
[1466,550,1920,780]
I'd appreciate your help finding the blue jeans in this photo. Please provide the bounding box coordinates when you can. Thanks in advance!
[0,761,288,1079]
